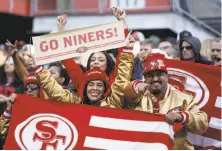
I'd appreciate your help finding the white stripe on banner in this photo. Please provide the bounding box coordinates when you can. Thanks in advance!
[209,117,222,130]
[188,133,222,148]
[89,116,174,139]
[84,136,168,150]
[215,96,222,108]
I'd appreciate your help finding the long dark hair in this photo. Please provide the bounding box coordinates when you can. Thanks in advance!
[0,65,23,88]
[82,81,108,106]
[48,62,70,86]
[86,51,115,76]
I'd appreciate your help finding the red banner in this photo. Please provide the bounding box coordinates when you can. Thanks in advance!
[3,59,222,150]
[166,59,221,149]
[4,94,176,150]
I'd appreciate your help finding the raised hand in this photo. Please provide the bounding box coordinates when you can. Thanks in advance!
[125,30,134,47]
[5,40,18,57]
[111,7,126,21]
[57,12,67,32]
[124,31,140,57]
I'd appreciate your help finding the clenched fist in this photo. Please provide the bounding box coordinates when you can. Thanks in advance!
[165,112,183,125]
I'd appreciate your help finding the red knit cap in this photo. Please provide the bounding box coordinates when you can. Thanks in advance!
[143,53,167,73]
[79,68,109,99]
[24,72,39,86]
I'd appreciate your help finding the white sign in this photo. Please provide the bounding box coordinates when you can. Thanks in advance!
[32,21,126,65]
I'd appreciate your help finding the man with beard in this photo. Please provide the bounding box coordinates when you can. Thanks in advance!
[124,53,208,150]
[211,38,221,67]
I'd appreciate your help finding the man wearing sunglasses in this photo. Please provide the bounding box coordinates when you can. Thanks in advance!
[179,36,211,65]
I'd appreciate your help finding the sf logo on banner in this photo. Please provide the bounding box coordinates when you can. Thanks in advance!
[15,114,78,150]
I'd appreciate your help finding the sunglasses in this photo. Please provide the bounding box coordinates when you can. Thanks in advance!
[24,84,40,91]
[211,49,221,52]
[159,46,172,50]
[182,46,193,50]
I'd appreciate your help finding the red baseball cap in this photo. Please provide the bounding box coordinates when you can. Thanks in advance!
[143,53,167,74]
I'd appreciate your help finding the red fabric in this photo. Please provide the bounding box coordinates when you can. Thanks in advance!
[166,59,221,149]
[62,58,84,90]
[24,72,38,86]
[144,53,167,73]
[78,68,109,99]
[4,94,175,150]
[62,28,129,97]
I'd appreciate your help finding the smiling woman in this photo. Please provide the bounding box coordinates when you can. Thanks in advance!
[81,69,108,105]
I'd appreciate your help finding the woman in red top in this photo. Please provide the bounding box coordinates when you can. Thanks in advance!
[58,7,129,97]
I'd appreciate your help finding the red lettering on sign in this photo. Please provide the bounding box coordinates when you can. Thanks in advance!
[106,28,113,38]
[72,35,77,45]
[50,40,58,50]
[40,41,48,52]
[33,120,66,150]
[78,34,87,44]
[88,32,95,42]
[96,30,105,40]
[62,27,120,49]
[63,36,72,48]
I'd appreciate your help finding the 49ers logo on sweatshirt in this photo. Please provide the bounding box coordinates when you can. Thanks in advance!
[168,68,209,110]
[15,114,78,150]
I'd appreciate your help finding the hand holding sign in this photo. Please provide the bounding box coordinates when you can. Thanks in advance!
[32,21,126,65]
[57,12,67,32]
[111,7,126,21]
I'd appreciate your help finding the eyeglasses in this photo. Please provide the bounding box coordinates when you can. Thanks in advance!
[24,84,40,91]
[181,46,193,50]
[159,46,172,50]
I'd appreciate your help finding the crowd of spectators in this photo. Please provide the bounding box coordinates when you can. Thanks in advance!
[0,7,220,149]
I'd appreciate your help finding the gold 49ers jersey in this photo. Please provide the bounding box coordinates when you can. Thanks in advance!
[36,52,134,108]
[124,83,208,150]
